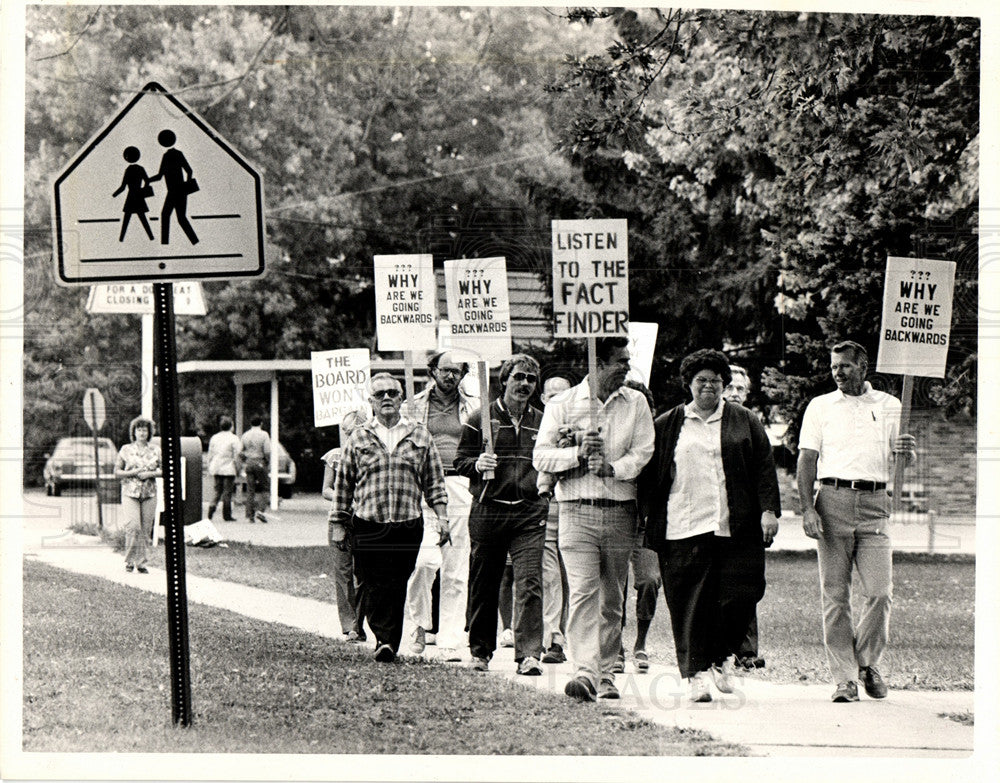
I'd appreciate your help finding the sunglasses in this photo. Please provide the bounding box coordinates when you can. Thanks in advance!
[372,388,401,400]
[511,372,538,384]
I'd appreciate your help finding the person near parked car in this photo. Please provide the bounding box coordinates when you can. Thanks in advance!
[240,414,271,523]
[321,408,370,642]
[114,416,162,574]
[206,415,242,522]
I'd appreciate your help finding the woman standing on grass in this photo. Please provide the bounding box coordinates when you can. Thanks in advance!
[115,416,162,574]
[639,349,780,703]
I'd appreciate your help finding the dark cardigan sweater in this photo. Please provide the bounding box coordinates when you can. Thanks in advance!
[639,401,781,551]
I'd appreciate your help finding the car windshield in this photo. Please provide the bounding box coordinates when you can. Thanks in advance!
[54,439,116,459]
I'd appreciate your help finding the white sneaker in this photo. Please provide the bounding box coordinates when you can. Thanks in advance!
[425,632,437,646]
[439,647,462,662]
[710,656,736,694]
[499,628,514,648]
[410,626,426,655]
[689,671,712,703]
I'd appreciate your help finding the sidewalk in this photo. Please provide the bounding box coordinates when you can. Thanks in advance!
[20,492,975,759]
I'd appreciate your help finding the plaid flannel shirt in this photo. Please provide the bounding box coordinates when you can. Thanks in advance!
[329,418,448,525]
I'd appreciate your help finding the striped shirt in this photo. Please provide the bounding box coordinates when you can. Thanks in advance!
[329,418,448,525]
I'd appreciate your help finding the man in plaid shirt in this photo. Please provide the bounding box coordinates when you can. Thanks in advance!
[330,372,449,662]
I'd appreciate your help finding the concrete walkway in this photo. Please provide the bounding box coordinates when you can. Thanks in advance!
[20,490,975,759]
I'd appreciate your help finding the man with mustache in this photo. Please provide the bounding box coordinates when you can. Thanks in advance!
[533,337,655,701]
[797,341,916,702]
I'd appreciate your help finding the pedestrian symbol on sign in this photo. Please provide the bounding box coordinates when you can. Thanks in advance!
[149,129,200,246]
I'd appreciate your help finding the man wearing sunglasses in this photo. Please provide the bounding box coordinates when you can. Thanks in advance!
[533,337,655,701]
[402,350,477,661]
[328,373,449,663]
[455,354,548,675]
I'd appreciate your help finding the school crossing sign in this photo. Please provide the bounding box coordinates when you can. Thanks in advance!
[52,81,266,286]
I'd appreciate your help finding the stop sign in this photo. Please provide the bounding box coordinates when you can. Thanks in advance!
[83,388,106,431]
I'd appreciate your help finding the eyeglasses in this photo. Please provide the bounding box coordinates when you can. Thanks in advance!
[692,376,724,387]
[436,367,462,377]
[371,388,401,400]
[511,372,538,384]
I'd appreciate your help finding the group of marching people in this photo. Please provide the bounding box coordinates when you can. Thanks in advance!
[326,337,915,705]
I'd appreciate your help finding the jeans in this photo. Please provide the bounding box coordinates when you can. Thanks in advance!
[244,460,268,518]
[123,494,157,567]
[405,475,471,649]
[353,516,423,652]
[558,500,638,688]
[207,474,236,520]
[467,499,546,662]
[815,485,893,683]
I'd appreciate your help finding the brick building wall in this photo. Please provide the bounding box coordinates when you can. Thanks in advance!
[908,409,977,517]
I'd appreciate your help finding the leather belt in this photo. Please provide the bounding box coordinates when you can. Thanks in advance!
[821,478,886,492]
[443,468,460,477]
[569,498,635,508]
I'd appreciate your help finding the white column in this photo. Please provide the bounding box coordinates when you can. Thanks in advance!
[141,313,154,420]
[270,373,279,510]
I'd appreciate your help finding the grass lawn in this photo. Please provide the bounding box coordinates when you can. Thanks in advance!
[146,544,975,692]
[23,560,743,755]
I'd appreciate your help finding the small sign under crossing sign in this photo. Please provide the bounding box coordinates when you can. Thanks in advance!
[52,81,266,286]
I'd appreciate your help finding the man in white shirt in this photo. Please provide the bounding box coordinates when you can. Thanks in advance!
[797,341,916,703]
[533,337,655,702]
[206,415,242,521]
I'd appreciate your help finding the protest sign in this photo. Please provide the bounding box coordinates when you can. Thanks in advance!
[443,257,512,362]
[877,256,956,379]
[626,321,658,387]
[373,254,437,351]
[310,349,370,427]
[551,219,629,338]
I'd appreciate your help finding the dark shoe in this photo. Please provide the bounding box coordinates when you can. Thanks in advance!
[598,678,620,699]
[541,643,566,664]
[223,517,236,522]
[469,656,489,672]
[611,653,625,674]
[564,676,596,703]
[136,566,149,574]
[832,681,859,702]
[125,564,134,572]
[247,516,255,524]
[374,644,396,663]
[860,667,888,699]
[737,655,765,670]
[345,630,360,641]
[634,649,650,673]
[517,656,542,676]
[256,512,269,524]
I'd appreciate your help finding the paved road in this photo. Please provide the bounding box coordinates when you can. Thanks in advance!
[18,488,978,759]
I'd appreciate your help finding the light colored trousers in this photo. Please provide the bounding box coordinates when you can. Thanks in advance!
[123,494,156,567]
[558,500,639,689]
[405,475,471,649]
[542,501,569,647]
[815,485,893,684]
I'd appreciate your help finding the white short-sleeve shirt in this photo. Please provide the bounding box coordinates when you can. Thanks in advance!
[798,382,901,482]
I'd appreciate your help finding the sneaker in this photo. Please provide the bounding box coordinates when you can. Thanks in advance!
[860,667,888,699]
[499,628,514,648]
[541,643,566,664]
[410,626,427,655]
[345,630,360,641]
[136,566,149,574]
[469,656,489,672]
[425,632,437,646]
[611,654,625,674]
[439,647,462,662]
[125,564,134,572]
[564,676,597,702]
[517,656,542,676]
[634,649,650,673]
[832,681,859,702]
[374,643,396,663]
[598,678,620,699]
[689,671,712,703]
[710,656,736,694]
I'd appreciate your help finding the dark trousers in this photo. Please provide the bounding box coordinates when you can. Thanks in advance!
[244,460,268,517]
[352,516,423,652]
[738,615,759,658]
[207,474,235,520]
[467,499,546,662]
[659,533,765,678]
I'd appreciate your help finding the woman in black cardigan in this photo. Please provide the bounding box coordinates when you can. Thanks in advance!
[639,349,780,703]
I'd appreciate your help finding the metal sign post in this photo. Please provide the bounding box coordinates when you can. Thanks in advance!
[153,282,193,727]
[83,388,106,530]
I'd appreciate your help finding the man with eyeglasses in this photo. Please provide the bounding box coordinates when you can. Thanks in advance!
[533,337,655,702]
[455,354,548,674]
[402,350,477,661]
[329,373,449,663]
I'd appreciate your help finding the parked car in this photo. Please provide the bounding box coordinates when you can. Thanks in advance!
[43,437,118,496]
[233,441,297,500]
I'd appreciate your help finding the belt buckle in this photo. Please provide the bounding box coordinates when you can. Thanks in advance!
[849,480,862,490]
